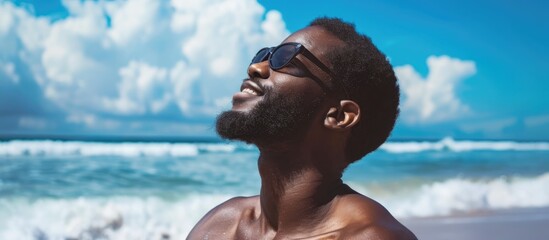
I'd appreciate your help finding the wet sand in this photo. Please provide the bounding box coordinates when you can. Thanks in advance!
[400,207,549,240]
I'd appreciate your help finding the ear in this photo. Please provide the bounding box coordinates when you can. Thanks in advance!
[323,100,360,130]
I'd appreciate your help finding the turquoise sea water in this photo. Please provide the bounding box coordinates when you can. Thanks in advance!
[1,138,548,239]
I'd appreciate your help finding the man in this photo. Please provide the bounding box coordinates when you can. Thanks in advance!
[188,17,417,240]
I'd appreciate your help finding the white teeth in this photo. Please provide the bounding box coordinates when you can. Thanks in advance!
[242,88,258,95]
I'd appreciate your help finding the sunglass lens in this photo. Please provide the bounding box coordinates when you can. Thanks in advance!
[270,44,299,69]
[251,48,270,64]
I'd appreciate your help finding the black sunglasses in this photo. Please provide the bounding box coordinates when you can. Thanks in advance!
[250,42,349,98]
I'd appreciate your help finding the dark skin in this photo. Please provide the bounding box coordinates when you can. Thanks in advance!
[188,26,417,240]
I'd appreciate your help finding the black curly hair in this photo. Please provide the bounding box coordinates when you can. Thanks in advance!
[309,17,400,163]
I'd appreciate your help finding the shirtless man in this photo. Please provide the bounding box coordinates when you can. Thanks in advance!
[188,17,417,240]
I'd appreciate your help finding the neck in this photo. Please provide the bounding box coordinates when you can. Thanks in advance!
[256,141,346,233]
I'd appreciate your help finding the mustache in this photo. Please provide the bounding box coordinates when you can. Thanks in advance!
[242,77,262,87]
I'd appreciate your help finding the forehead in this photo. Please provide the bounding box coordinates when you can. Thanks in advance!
[282,26,345,67]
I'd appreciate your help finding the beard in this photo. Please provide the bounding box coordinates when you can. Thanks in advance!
[216,87,323,144]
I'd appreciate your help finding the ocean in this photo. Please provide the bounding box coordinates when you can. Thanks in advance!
[0,137,548,239]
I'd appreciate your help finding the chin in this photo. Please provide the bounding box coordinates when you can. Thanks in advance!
[216,89,322,145]
[215,110,253,142]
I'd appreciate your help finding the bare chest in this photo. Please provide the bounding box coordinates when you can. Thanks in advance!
[233,219,344,240]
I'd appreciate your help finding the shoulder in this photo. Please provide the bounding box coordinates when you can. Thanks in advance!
[335,193,417,240]
[187,196,259,240]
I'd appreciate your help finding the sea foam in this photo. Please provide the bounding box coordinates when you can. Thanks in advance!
[0,140,240,157]
[350,173,549,218]
[0,194,232,240]
[381,137,549,153]
[1,174,548,239]
[1,138,548,157]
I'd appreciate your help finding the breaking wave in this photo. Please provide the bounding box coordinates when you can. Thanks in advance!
[1,138,548,157]
[380,137,549,153]
[0,194,231,240]
[0,140,244,157]
[350,173,549,218]
[1,174,548,239]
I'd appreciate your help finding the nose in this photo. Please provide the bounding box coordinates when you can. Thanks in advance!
[247,61,270,79]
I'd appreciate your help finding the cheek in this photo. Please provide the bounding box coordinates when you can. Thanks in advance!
[273,74,328,122]
[271,73,325,101]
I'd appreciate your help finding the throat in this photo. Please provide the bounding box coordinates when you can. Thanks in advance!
[257,153,345,232]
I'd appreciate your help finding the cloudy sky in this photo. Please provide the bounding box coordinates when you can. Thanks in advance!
[1,0,547,140]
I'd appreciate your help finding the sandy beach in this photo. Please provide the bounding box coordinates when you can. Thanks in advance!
[401,207,549,240]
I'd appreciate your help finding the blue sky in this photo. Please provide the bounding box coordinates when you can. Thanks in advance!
[0,0,547,140]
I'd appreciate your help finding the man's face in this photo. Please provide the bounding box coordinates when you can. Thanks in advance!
[216,26,344,143]
[215,85,323,143]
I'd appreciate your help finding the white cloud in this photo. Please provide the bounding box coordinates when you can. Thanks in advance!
[170,61,201,113]
[106,0,162,46]
[66,112,97,126]
[18,117,48,129]
[0,0,289,124]
[0,1,15,36]
[459,117,517,135]
[16,9,50,52]
[170,0,198,34]
[524,114,549,128]
[261,10,287,41]
[395,55,476,124]
[103,61,170,115]
[66,112,121,129]
[0,62,19,83]
[0,2,47,58]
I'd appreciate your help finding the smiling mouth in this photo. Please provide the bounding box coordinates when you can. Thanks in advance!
[239,80,264,96]
[241,88,259,95]
[232,80,265,109]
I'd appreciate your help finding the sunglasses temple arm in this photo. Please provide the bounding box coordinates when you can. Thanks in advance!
[301,48,350,99]
[300,49,335,78]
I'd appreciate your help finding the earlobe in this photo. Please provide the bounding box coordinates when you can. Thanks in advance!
[323,100,360,130]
